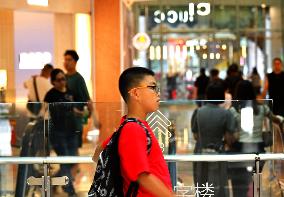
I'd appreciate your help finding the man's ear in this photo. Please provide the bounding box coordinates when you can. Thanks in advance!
[129,89,140,101]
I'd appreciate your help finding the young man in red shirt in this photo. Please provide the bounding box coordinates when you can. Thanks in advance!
[93,67,174,197]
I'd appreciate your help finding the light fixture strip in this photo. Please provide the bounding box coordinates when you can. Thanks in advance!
[27,0,49,7]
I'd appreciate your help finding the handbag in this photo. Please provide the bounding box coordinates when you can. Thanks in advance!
[26,76,42,115]
[262,130,273,147]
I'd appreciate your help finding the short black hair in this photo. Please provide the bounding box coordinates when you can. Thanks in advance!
[200,67,206,75]
[234,80,255,100]
[42,63,53,72]
[64,50,79,62]
[233,80,259,115]
[206,81,225,104]
[210,68,219,77]
[273,57,282,63]
[50,68,65,83]
[119,67,155,102]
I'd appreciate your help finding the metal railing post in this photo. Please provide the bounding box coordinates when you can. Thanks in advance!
[253,155,262,197]
[43,164,49,197]
[27,163,69,196]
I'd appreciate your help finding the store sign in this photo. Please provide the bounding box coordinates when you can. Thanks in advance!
[132,32,151,51]
[19,51,52,69]
[154,3,211,24]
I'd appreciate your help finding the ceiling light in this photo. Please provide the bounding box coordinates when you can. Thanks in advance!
[27,0,48,7]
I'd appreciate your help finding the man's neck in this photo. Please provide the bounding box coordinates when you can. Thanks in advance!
[66,70,77,76]
[274,70,282,74]
[40,74,48,79]
[127,106,147,121]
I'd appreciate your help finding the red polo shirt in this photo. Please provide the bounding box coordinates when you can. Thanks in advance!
[103,116,172,196]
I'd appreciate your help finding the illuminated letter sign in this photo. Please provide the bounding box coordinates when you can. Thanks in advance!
[19,51,52,69]
[197,3,211,16]
[153,2,211,24]
[154,10,165,24]
[167,10,178,24]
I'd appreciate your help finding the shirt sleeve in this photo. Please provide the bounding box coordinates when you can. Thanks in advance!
[40,79,52,101]
[225,110,236,133]
[191,109,198,134]
[44,91,51,102]
[78,76,90,101]
[118,123,150,181]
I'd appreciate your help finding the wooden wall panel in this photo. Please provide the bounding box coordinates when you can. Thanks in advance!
[94,0,122,141]
[54,13,75,69]
[0,9,15,102]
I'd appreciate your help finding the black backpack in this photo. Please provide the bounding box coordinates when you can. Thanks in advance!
[88,118,152,197]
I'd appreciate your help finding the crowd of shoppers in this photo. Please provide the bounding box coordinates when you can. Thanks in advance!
[24,50,92,197]
[191,58,284,197]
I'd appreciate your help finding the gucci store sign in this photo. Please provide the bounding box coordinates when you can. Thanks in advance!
[153,3,211,24]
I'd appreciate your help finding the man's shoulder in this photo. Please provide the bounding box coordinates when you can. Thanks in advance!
[121,121,147,132]
[45,88,57,96]
[69,72,84,80]
[37,76,50,83]
[120,120,151,138]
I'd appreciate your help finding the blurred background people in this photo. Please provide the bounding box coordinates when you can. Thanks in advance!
[229,80,284,197]
[225,63,242,97]
[262,57,284,116]
[44,68,78,197]
[191,81,236,197]
[166,69,178,100]
[193,67,209,107]
[63,50,93,148]
[250,67,261,95]
[24,64,53,117]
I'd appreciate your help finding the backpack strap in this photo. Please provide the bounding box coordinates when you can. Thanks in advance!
[126,182,139,197]
[119,118,152,197]
[32,76,40,102]
[119,118,152,154]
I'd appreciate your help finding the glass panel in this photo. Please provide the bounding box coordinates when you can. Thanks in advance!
[156,99,280,196]
[212,5,236,30]
[46,102,122,196]
[0,100,283,196]
[0,102,46,196]
[0,164,17,196]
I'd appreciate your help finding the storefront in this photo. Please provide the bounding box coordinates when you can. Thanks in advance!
[0,0,92,103]
[123,0,284,100]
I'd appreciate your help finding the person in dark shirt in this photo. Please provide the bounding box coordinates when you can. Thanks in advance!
[63,50,93,147]
[194,68,209,107]
[209,68,226,89]
[225,63,242,96]
[191,81,236,197]
[44,68,78,197]
[262,57,284,116]
[250,67,261,95]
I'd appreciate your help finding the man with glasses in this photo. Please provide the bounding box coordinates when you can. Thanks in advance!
[92,67,173,197]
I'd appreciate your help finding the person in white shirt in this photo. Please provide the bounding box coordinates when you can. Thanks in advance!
[24,64,53,101]
[24,64,53,117]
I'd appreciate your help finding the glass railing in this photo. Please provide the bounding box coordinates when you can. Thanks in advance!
[0,100,283,196]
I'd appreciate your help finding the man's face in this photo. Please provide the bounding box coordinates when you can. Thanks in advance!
[128,75,160,113]
[273,59,282,74]
[64,55,76,72]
